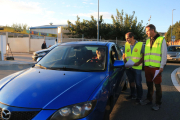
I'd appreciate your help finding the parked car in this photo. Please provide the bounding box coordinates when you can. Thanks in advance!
[32,43,61,61]
[0,41,127,120]
[167,45,180,62]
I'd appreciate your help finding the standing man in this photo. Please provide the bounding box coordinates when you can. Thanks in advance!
[123,32,144,104]
[41,41,47,49]
[141,24,167,111]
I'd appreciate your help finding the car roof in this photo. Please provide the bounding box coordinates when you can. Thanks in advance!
[168,45,180,47]
[60,41,113,46]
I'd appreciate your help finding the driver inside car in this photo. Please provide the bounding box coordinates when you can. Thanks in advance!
[89,47,105,64]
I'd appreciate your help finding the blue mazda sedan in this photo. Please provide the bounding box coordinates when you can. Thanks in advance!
[0,41,127,120]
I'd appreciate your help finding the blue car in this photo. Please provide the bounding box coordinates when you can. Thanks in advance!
[0,41,127,120]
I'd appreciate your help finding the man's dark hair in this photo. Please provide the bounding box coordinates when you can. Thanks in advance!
[146,24,156,32]
[125,32,134,38]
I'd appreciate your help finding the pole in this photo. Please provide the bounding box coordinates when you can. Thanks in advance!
[116,37,117,44]
[148,15,151,24]
[171,9,175,46]
[97,0,99,41]
[1,35,4,61]
[82,34,84,41]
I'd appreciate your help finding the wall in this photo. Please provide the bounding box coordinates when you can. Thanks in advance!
[30,39,44,52]
[0,35,6,54]
[30,39,56,52]
[4,37,127,53]
[8,37,29,52]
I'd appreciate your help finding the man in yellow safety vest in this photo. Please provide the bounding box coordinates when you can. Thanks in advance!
[141,24,167,111]
[123,32,144,104]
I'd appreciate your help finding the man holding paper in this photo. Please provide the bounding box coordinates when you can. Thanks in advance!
[123,32,144,104]
[141,24,167,111]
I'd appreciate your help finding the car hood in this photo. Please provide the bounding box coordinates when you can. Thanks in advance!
[0,68,106,109]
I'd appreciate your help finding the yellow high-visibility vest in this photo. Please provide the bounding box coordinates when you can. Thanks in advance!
[125,42,143,70]
[144,36,164,67]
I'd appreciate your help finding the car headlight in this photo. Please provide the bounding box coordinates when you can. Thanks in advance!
[50,100,97,120]
[37,52,46,56]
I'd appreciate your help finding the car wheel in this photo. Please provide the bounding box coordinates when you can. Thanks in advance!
[103,97,113,120]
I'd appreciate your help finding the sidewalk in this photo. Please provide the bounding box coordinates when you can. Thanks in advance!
[0,53,36,66]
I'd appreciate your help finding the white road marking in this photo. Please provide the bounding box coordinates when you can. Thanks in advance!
[171,68,180,92]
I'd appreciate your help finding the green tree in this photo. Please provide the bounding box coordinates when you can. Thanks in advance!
[11,23,29,32]
[165,21,180,42]
[65,9,146,41]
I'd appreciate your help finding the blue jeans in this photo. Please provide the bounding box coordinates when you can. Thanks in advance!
[126,68,143,99]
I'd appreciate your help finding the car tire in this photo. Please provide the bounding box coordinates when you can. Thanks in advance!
[103,97,113,120]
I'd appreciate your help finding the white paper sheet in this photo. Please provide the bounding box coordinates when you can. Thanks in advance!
[125,59,135,67]
[152,70,160,81]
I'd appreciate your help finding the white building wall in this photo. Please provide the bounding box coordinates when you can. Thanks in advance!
[30,39,44,52]
[0,35,6,54]
[8,38,29,52]
[30,39,56,52]
[46,40,56,48]
[30,28,57,34]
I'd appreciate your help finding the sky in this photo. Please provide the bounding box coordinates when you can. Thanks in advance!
[0,0,180,32]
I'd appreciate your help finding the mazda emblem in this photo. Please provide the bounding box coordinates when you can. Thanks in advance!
[1,108,11,120]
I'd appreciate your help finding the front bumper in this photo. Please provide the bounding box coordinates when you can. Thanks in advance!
[167,57,180,61]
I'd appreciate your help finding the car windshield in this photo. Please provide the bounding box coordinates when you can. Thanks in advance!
[36,45,107,71]
[167,46,180,52]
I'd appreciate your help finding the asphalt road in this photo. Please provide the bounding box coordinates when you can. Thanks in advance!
[110,62,180,120]
[0,62,180,120]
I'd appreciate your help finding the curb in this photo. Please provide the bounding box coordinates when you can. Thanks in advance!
[171,68,180,92]
[176,68,180,85]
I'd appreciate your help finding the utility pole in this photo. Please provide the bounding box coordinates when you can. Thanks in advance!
[148,15,151,24]
[97,0,99,41]
[171,9,176,46]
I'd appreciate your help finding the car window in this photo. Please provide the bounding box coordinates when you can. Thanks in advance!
[36,45,107,71]
[115,45,122,60]
[110,46,118,64]
[168,46,180,52]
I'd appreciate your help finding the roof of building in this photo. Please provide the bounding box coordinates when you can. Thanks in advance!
[30,25,67,29]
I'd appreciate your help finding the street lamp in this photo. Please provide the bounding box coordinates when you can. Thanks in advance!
[148,15,151,24]
[171,9,176,46]
[97,0,99,41]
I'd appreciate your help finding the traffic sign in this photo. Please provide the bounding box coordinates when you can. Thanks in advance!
[172,35,176,39]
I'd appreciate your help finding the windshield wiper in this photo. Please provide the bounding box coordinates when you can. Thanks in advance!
[35,64,47,69]
[49,67,83,71]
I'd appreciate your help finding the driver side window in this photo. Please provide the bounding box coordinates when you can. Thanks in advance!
[110,46,118,65]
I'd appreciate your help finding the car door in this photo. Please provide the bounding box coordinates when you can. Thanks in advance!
[108,45,126,103]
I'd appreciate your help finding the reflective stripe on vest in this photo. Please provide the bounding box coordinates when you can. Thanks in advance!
[125,41,143,70]
[144,36,164,67]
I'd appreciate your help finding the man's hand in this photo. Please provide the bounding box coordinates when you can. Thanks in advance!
[159,68,163,73]
[134,62,140,66]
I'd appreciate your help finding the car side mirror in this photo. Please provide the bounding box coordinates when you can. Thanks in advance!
[113,60,124,68]
[37,57,42,62]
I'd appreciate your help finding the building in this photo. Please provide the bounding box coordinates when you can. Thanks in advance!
[29,23,69,42]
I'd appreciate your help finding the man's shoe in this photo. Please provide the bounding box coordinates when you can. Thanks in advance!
[126,95,136,100]
[140,99,152,105]
[135,99,142,104]
[152,104,160,111]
